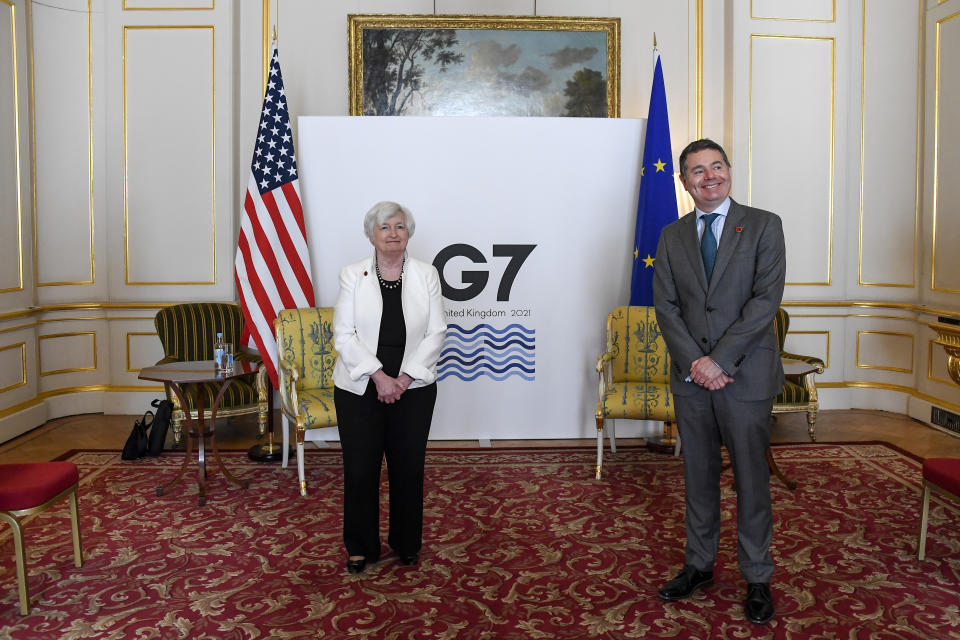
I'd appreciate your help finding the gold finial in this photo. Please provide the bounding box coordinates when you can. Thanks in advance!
[272,25,277,42]
[653,32,657,49]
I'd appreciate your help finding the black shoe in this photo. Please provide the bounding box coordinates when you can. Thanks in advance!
[346,557,366,574]
[658,566,714,601]
[744,583,775,624]
[398,553,419,566]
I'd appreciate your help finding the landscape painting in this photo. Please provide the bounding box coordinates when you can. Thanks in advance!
[348,15,620,117]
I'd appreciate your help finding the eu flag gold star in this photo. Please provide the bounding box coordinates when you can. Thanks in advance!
[634,247,639,260]
[654,159,667,172]
[643,254,655,268]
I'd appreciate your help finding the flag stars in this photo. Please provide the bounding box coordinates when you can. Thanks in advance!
[643,254,655,268]
[634,247,639,260]
[654,159,667,172]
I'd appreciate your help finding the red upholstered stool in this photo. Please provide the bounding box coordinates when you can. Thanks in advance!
[918,458,960,561]
[0,462,83,615]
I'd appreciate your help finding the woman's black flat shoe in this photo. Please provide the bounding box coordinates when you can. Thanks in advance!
[399,554,419,566]
[346,557,367,574]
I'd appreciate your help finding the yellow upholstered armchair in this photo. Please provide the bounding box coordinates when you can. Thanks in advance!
[275,307,338,496]
[772,307,825,441]
[153,303,269,445]
[595,306,675,479]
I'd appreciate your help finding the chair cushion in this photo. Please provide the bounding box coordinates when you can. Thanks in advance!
[275,308,337,392]
[0,462,79,511]
[923,458,960,497]
[774,377,809,405]
[296,388,337,429]
[169,376,260,413]
[607,306,671,385]
[600,382,675,421]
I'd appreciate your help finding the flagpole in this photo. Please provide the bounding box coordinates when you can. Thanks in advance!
[245,32,301,464]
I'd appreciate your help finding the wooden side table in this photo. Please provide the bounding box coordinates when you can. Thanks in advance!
[138,360,258,505]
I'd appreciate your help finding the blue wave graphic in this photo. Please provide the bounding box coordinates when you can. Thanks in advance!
[440,345,533,359]
[438,354,535,368]
[439,322,535,383]
[438,370,536,382]
[447,323,534,336]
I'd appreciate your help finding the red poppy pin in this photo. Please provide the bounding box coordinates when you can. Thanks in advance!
[735,227,743,233]
[363,271,368,276]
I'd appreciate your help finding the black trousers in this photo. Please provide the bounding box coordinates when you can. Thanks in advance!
[334,382,437,560]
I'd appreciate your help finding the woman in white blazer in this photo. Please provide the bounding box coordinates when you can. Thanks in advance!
[333,201,446,575]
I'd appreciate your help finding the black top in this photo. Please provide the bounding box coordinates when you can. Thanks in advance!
[376,280,406,377]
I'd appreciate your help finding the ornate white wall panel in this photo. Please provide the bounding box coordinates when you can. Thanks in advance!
[856,330,914,373]
[123,0,214,9]
[123,25,215,285]
[38,331,97,376]
[858,0,921,288]
[32,1,94,286]
[0,0,24,294]
[749,35,834,286]
[0,342,26,393]
[751,0,835,22]
[931,9,960,292]
[125,330,161,372]
[784,330,830,368]
[438,0,533,14]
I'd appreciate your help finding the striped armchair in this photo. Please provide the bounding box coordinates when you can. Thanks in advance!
[154,303,269,445]
[595,306,676,480]
[772,307,825,441]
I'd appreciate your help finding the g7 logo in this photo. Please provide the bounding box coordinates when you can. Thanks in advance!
[433,244,536,302]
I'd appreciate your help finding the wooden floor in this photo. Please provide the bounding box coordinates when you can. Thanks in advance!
[2,408,959,465]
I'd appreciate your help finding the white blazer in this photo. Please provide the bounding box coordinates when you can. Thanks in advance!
[333,255,447,395]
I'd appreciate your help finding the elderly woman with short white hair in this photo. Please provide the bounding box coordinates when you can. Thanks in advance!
[333,200,447,574]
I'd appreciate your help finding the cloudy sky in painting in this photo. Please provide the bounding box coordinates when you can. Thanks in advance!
[403,30,606,116]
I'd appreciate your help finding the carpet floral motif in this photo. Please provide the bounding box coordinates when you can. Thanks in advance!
[0,444,958,639]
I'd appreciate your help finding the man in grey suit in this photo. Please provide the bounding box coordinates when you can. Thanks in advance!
[652,139,786,625]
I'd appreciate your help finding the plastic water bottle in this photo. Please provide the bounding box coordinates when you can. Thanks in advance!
[213,332,225,370]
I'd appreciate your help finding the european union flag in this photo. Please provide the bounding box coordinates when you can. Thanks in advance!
[629,53,679,306]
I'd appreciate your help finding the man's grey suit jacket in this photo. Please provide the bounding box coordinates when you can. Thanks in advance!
[652,199,786,402]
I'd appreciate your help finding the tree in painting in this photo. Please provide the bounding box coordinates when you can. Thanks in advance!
[362,29,465,115]
[562,68,606,117]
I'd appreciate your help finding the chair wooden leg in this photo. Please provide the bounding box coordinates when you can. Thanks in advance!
[766,448,796,491]
[297,443,307,496]
[595,416,604,480]
[608,419,617,454]
[6,517,30,615]
[806,409,818,442]
[281,415,290,469]
[69,488,83,568]
[918,483,931,560]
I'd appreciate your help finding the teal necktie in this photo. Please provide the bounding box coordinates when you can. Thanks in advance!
[700,213,720,282]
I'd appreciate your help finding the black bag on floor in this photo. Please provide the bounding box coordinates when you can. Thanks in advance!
[121,410,153,460]
[148,398,174,456]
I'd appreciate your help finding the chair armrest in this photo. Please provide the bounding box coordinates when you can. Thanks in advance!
[276,356,300,420]
[782,352,825,374]
[155,355,180,365]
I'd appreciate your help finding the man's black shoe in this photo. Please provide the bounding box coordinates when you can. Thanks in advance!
[744,583,775,624]
[658,566,714,601]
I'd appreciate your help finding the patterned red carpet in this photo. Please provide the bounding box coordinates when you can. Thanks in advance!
[0,444,957,639]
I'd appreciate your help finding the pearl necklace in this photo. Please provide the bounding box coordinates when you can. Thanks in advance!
[375,256,404,289]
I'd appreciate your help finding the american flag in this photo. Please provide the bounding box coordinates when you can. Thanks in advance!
[235,43,315,388]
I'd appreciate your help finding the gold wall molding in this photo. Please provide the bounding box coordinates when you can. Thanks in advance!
[126,331,157,372]
[122,25,216,285]
[931,9,960,292]
[857,0,922,288]
[749,34,835,286]
[855,330,914,373]
[750,0,836,22]
[0,0,24,294]
[0,342,26,394]
[38,331,97,376]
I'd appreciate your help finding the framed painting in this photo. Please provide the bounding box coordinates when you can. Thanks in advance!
[348,14,620,117]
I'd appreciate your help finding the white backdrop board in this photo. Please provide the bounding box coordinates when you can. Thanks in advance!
[298,116,661,440]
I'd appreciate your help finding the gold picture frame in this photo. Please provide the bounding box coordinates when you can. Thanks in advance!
[348,14,620,117]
